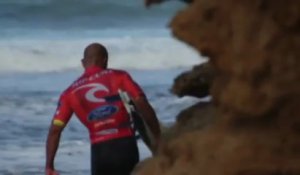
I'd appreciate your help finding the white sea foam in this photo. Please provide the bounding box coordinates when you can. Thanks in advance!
[0,36,204,73]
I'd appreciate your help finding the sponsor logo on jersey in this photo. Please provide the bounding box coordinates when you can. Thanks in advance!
[88,105,118,121]
[96,128,118,136]
[94,119,116,128]
[72,83,109,103]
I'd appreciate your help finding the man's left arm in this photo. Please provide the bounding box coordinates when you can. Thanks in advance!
[122,72,161,152]
[144,0,192,7]
[132,96,161,152]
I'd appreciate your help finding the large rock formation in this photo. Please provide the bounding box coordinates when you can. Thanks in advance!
[171,62,214,98]
[135,0,300,174]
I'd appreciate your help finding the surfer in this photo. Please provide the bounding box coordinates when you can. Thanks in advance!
[45,43,161,175]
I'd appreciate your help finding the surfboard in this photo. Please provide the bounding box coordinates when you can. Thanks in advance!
[118,90,156,152]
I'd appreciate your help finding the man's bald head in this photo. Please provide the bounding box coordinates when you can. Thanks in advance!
[82,43,108,69]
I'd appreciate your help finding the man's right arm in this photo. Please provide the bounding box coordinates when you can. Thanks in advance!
[45,93,73,175]
[46,125,64,174]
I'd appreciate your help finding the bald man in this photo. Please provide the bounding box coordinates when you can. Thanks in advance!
[45,43,161,175]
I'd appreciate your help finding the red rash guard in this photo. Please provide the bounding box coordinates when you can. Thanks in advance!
[52,66,145,144]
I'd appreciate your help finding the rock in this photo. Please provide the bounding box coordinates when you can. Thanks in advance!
[162,102,217,141]
[136,0,300,174]
[171,0,300,119]
[171,62,214,98]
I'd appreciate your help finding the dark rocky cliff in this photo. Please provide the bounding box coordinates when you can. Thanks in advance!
[136,0,300,174]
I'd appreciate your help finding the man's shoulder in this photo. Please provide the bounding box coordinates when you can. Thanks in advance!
[107,68,129,76]
[63,69,131,93]
[61,84,75,97]
[64,75,86,95]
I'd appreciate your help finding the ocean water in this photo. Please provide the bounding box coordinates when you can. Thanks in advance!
[0,0,206,174]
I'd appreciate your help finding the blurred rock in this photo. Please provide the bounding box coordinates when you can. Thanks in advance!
[171,62,214,98]
[136,0,300,174]
[163,102,217,141]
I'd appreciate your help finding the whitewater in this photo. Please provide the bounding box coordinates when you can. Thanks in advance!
[0,35,201,73]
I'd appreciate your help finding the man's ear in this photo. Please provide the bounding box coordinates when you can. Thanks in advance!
[104,57,108,68]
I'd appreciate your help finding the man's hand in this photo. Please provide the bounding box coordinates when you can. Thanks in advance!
[132,97,161,153]
[46,168,59,175]
[46,124,64,175]
[145,0,193,7]
[144,0,163,7]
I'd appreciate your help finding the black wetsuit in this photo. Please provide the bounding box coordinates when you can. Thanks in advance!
[91,136,139,175]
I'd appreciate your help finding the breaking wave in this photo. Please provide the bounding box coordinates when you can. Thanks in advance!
[0,36,204,73]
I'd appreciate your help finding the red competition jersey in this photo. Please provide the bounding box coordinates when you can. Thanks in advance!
[52,66,145,144]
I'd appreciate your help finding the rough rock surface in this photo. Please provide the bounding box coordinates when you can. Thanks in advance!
[135,0,300,174]
[171,62,214,98]
[162,102,217,141]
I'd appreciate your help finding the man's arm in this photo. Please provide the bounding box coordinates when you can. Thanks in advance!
[45,125,64,174]
[145,0,163,7]
[144,0,193,7]
[45,92,73,175]
[121,71,162,152]
[133,96,161,153]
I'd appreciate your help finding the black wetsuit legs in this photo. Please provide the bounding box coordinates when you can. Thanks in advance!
[91,136,139,175]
